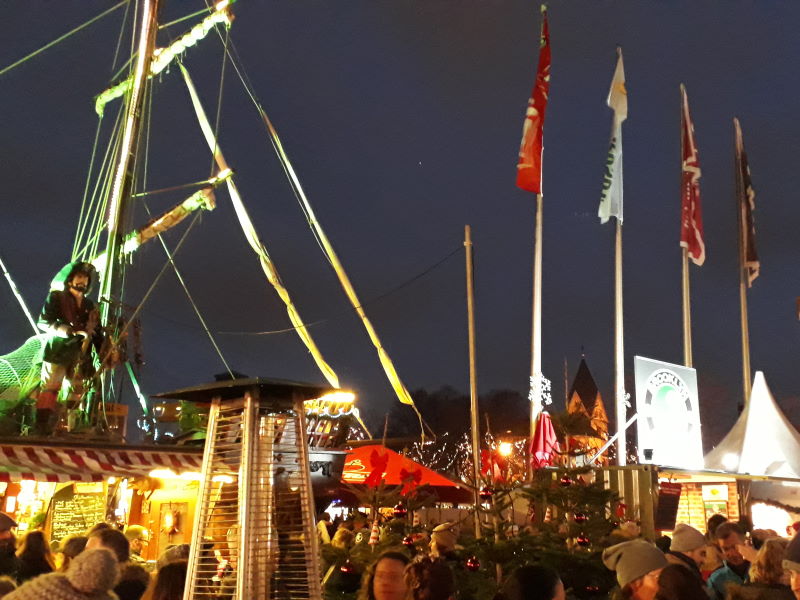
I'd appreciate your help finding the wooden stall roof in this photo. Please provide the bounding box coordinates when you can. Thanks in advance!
[152,376,334,404]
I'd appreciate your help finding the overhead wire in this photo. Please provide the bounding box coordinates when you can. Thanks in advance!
[0,1,130,78]
[217,243,463,335]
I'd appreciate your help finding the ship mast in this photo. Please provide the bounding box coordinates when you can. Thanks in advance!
[98,0,161,326]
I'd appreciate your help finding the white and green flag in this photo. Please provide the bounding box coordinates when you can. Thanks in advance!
[599,48,628,224]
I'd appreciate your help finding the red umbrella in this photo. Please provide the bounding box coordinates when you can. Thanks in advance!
[530,411,560,469]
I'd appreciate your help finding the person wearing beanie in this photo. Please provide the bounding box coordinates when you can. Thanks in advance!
[708,522,751,600]
[429,523,458,559]
[665,523,707,585]
[782,531,800,600]
[3,548,120,600]
[0,514,19,582]
[602,539,668,599]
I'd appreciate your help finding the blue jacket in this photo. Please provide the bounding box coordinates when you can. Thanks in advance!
[707,562,749,600]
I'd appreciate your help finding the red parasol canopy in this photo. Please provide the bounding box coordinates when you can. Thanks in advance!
[341,445,472,504]
[530,411,560,469]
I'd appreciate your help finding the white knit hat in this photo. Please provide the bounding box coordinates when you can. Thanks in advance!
[670,523,706,553]
[602,539,667,588]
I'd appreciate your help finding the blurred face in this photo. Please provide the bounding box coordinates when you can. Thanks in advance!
[69,273,89,294]
[719,533,746,566]
[130,538,147,555]
[685,546,708,567]
[790,570,800,600]
[373,558,407,600]
[552,579,566,600]
[630,569,662,600]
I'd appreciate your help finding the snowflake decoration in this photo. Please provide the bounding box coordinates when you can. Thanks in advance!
[528,373,552,406]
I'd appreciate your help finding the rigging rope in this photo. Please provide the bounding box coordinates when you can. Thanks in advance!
[180,62,340,389]
[218,244,463,336]
[209,31,425,435]
[0,1,129,78]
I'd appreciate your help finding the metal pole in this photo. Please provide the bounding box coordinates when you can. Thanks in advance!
[464,225,482,539]
[528,193,544,480]
[681,247,693,367]
[99,0,160,324]
[614,218,626,465]
[734,119,752,406]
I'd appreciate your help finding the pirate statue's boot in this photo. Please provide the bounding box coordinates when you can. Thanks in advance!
[35,389,59,436]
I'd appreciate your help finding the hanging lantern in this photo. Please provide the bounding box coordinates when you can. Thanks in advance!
[479,486,494,501]
[573,512,588,524]
[340,559,356,574]
[559,475,573,487]
[465,556,480,572]
[576,534,591,547]
[393,502,408,518]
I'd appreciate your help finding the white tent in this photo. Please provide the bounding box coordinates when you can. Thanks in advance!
[704,371,800,478]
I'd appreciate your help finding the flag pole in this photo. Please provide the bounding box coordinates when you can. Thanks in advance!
[734,118,752,407]
[464,225,482,539]
[614,217,626,465]
[681,248,693,367]
[680,85,693,367]
[528,192,544,481]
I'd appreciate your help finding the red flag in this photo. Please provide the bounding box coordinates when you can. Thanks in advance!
[516,6,551,194]
[680,85,705,265]
[530,411,560,469]
[734,118,759,286]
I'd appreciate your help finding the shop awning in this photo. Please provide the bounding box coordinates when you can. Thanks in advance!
[0,440,203,483]
[341,444,472,504]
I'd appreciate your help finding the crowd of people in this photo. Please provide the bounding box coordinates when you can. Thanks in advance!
[323,510,800,600]
[0,512,188,600]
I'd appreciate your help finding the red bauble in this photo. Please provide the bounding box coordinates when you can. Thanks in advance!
[340,559,356,574]
[402,535,414,547]
[393,502,408,518]
[479,486,494,501]
[465,556,480,572]
[559,475,573,487]
[576,534,591,547]
[573,512,588,524]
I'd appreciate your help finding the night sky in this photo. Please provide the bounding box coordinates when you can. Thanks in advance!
[1,2,798,448]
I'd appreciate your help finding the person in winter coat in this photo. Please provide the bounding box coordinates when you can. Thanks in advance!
[728,538,794,600]
[665,524,709,590]
[15,531,55,582]
[602,539,668,600]
[655,564,710,600]
[3,548,119,600]
[708,522,752,600]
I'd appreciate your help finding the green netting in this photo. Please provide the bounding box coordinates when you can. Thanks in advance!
[0,335,45,407]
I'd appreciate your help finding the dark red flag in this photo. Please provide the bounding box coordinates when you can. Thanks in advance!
[515,7,551,194]
[680,85,705,265]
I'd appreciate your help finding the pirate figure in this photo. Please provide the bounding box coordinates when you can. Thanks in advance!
[35,261,103,435]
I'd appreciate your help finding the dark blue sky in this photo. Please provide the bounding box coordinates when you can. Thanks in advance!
[1,1,798,447]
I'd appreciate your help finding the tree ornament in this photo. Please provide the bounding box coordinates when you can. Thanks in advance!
[573,511,588,524]
[465,556,480,572]
[615,502,627,518]
[585,585,600,593]
[340,559,356,574]
[479,485,494,501]
[559,475,573,487]
[402,535,414,547]
[576,534,591,547]
[393,502,408,518]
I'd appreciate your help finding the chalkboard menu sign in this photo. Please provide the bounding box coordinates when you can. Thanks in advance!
[50,483,107,543]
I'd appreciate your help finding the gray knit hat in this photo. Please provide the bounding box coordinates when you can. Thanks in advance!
[4,548,120,600]
[783,532,800,572]
[670,523,706,553]
[602,539,668,588]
